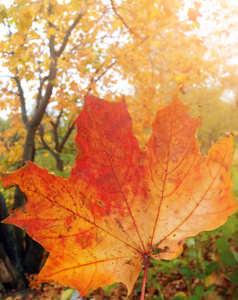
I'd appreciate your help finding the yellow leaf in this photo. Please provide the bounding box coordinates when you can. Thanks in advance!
[175,74,188,83]
[112,20,122,30]
[48,14,57,23]
[205,273,217,286]
[47,27,56,38]
[44,134,52,143]
[60,288,74,300]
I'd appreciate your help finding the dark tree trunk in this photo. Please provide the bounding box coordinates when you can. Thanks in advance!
[56,158,64,172]
[0,242,27,290]
[13,186,25,256]
[0,191,27,290]
[23,237,45,274]
[13,126,45,274]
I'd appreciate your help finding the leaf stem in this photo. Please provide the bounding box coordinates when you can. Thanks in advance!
[140,255,150,300]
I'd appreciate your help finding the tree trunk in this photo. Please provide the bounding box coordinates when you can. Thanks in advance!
[56,154,64,172]
[13,57,57,274]
[23,237,46,274]
[0,242,27,290]
[0,191,27,290]
[13,126,44,274]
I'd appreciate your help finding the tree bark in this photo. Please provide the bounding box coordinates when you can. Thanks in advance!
[56,156,64,172]
[23,237,46,274]
[0,192,27,290]
[0,242,27,290]
[13,55,57,272]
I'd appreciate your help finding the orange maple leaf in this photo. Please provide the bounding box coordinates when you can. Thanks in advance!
[2,94,237,297]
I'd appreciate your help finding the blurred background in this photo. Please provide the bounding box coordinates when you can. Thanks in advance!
[0,0,237,299]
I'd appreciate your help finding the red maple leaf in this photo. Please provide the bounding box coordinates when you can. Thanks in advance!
[2,94,237,298]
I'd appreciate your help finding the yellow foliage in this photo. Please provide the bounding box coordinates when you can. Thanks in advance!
[47,27,56,38]
[48,14,57,23]
[0,0,236,173]
[44,134,52,143]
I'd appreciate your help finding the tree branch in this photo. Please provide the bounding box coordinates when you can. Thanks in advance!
[36,75,49,109]
[27,1,57,131]
[88,60,118,93]
[30,6,83,129]
[39,125,57,158]
[13,76,28,126]
[30,58,57,130]
[56,12,83,58]
[48,2,55,57]
[110,0,142,40]
[58,121,75,153]
[50,109,63,151]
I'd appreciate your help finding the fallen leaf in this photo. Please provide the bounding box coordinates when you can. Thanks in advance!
[2,94,237,296]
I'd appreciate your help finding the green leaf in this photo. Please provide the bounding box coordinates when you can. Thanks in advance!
[207,285,216,293]
[200,234,208,242]
[194,285,204,296]
[192,270,203,279]
[172,292,188,300]
[186,237,195,247]
[231,168,238,197]
[227,267,238,285]
[188,296,200,300]
[102,282,119,294]
[219,249,238,267]
[215,237,230,252]
[204,262,219,276]
[179,266,191,280]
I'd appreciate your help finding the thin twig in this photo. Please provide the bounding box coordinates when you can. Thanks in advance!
[50,109,63,150]
[56,12,83,57]
[110,0,142,39]
[58,121,75,153]
[88,60,118,93]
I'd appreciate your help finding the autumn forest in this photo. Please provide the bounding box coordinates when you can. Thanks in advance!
[0,0,238,299]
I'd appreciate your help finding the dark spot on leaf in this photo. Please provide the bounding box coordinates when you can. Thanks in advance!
[86,106,90,111]
[98,200,105,206]
[98,118,102,122]
[116,220,125,232]
[153,245,169,255]
[151,240,161,249]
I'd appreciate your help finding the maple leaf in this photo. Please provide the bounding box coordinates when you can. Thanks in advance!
[1,94,237,297]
